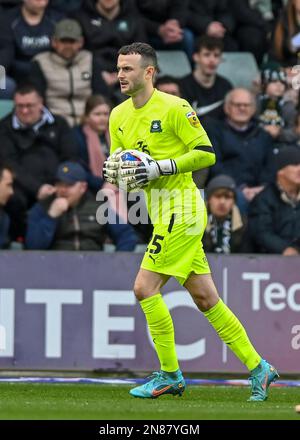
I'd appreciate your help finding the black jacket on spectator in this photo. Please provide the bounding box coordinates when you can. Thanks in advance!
[232,0,267,29]
[26,192,138,251]
[72,0,146,72]
[0,112,79,204]
[180,73,232,123]
[137,0,189,36]
[51,0,82,13]
[0,11,14,71]
[0,5,63,82]
[208,119,274,187]
[231,0,268,64]
[186,0,235,36]
[248,183,300,253]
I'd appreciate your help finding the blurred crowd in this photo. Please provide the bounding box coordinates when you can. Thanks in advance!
[0,0,299,255]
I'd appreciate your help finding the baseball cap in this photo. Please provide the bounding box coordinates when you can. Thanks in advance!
[56,162,87,184]
[53,19,82,41]
[206,175,236,199]
[275,146,300,171]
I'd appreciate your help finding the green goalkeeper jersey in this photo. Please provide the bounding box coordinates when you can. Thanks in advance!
[109,89,213,224]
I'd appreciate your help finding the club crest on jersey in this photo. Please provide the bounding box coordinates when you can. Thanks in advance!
[186,111,201,128]
[150,120,162,132]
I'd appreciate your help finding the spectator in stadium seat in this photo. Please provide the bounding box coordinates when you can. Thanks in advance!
[257,66,297,145]
[180,36,233,125]
[203,174,251,254]
[155,75,182,97]
[72,0,146,101]
[0,83,80,238]
[29,18,108,127]
[248,145,300,254]
[73,94,112,193]
[231,0,269,65]
[0,162,14,248]
[186,0,238,52]
[208,88,275,213]
[137,0,194,61]
[0,0,63,86]
[26,161,138,251]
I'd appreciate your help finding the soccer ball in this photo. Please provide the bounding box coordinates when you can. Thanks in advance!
[118,149,151,192]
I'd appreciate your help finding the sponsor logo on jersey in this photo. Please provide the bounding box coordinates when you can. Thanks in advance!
[150,120,162,132]
[186,111,201,128]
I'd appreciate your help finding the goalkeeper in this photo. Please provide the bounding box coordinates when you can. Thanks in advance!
[103,42,278,401]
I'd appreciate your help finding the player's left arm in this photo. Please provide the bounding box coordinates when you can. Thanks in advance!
[140,143,216,179]
[165,100,216,174]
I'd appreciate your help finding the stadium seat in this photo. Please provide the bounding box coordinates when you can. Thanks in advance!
[217,52,259,89]
[0,99,14,120]
[156,50,192,78]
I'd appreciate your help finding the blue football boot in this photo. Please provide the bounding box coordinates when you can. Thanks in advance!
[129,370,185,398]
[248,359,279,401]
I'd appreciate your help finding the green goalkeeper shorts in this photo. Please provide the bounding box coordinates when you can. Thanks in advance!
[141,211,211,285]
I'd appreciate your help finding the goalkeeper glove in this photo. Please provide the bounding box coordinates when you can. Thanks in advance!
[120,152,177,190]
[103,148,122,185]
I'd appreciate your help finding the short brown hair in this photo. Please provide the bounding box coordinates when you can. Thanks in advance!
[118,42,158,69]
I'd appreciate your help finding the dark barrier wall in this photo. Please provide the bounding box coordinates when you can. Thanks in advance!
[0,252,299,373]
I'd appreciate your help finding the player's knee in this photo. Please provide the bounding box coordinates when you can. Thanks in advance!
[133,280,149,301]
[192,291,219,312]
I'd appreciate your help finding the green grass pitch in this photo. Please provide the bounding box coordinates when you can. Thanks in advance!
[0,383,299,420]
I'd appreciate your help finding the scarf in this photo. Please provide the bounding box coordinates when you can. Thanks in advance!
[82,123,128,222]
[208,213,232,254]
[82,123,107,178]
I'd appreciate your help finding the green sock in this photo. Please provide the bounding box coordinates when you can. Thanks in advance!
[140,293,179,372]
[204,299,261,371]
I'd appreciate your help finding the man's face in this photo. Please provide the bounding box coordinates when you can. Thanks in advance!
[14,91,43,126]
[208,189,235,218]
[55,181,86,207]
[193,47,222,76]
[279,164,300,186]
[52,38,83,60]
[0,169,14,206]
[225,90,256,125]
[117,53,152,96]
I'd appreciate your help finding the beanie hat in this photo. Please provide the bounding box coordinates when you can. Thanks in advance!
[261,68,287,86]
[206,175,236,199]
